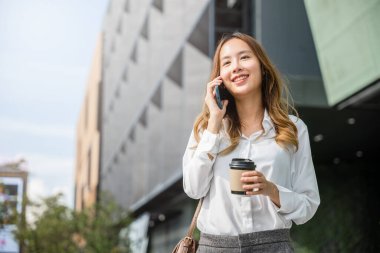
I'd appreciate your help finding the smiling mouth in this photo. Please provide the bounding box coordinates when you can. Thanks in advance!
[232,74,249,83]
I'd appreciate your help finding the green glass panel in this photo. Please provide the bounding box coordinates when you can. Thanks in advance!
[304,0,380,106]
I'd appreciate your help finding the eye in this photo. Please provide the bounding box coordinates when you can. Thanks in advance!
[222,61,231,66]
[241,55,250,60]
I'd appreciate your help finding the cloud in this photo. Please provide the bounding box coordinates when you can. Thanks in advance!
[26,153,74,206]
[28,178,48,201]
[0,153,74,208]
[52,185,74,206]
[24,153,73,175]
[0,118,74,139]
[26,176,74,223]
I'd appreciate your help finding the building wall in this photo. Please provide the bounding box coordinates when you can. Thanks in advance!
[304,0,380,106]
[100,0,213,209]
[0,168,28,215]
[257,0,327,107]
[98,1,379,252]
[75,36,102,211]
[0,165,28,253]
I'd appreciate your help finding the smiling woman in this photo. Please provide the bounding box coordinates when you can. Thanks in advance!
[182,32,320,253]
[194,33,299,155]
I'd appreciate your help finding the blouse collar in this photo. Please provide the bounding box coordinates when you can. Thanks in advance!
[262,109,275,135]
[221,108,275,138]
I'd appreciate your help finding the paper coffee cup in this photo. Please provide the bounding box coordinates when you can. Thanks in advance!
[229,158,256,195]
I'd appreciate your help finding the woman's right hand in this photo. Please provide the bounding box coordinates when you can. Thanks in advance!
[205,76,229,134]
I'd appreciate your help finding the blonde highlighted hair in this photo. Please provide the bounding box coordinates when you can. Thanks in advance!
[193,32,299,154]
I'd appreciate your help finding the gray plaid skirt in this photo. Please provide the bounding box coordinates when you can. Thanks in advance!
[197,229,294,253]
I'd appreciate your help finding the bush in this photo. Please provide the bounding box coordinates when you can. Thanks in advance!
[14,193,132,253]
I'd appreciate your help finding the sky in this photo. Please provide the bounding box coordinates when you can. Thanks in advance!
[0,0,109,207]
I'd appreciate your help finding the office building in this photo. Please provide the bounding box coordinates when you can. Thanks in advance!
[74,36,102,211]
[95,0,380,252]
[0,161,28,253]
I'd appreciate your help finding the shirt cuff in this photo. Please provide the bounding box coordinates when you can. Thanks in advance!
[272,184,295,214]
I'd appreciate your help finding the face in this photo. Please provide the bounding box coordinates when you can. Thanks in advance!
[219,38,262,100]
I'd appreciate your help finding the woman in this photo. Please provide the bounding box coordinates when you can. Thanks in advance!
[182,33,320,252]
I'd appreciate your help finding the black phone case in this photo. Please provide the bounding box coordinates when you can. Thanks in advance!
[215,84,231,109]
[215,86,224,109]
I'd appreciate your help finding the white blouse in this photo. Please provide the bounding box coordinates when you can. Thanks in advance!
[182,111,320,235]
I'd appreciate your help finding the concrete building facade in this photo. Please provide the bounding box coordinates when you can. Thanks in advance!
[100,0,216,208]
[74,36,102,211]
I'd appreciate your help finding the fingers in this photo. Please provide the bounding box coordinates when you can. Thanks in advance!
[241,175,262,183]
[222,99,229,110]
[241,170,262,177]
[243,181,265,195]
[206,76,223,95]
[241,171,266,195]
[243,182,262,189]
[205,77,226,114]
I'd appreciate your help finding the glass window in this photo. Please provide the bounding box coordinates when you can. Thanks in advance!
[214,0,252,46]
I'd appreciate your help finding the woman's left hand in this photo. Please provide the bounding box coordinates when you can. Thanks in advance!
[241,170,281,207]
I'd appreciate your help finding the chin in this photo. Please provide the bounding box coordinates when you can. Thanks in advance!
[233,85,252,94]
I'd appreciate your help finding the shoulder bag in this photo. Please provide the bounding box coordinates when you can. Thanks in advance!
[171,198,203,253]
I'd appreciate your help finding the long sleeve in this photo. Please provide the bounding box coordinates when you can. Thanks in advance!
[274,120,320,225]
[182,129,221,199]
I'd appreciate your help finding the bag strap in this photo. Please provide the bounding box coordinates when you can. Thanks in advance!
[186,198,203,237]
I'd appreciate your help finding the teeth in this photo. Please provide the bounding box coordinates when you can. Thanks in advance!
[234,75,248,82]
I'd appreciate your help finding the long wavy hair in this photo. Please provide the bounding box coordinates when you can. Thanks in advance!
[193,32,299,154]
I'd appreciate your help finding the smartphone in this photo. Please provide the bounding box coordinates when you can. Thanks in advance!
[215,84,231,109]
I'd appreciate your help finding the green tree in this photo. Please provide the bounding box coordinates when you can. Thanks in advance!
[14,193,131,253]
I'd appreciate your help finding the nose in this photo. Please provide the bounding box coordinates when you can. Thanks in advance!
[231,59,242,73]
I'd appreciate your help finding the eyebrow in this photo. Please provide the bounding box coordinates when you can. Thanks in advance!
[220,50,252,61]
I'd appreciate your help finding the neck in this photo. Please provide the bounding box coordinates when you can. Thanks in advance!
[235,94,265,135]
